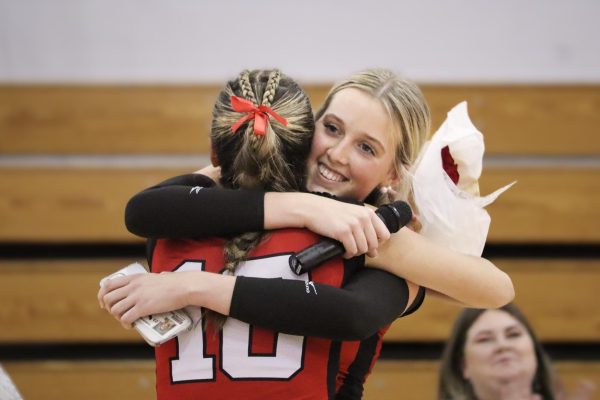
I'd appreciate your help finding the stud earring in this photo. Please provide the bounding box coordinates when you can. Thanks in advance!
[380,185,392,194]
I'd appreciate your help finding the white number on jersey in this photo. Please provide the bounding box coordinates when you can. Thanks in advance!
[170,255,308,382]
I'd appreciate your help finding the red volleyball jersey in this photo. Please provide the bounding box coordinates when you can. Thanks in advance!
[152,229,349,400]
[336,326,390,398]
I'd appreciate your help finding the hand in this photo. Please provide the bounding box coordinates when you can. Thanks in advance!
[296,194,391,258]
[97,272,191,329]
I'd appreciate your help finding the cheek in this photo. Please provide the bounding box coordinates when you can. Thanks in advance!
[352,159,391,187]
[518,338,538,369]
[462,346,490,379]
[307,131,327,163]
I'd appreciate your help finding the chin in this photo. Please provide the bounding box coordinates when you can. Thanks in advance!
[492,366,527,382]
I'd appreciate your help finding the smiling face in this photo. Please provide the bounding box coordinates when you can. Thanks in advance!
[304,88,398,201]
[462,309,537,387]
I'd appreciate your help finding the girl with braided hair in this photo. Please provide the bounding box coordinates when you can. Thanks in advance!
[101,69,410,399]
[100,68,514,399]
[203,69,316,329]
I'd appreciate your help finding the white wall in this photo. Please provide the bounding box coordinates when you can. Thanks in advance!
[1,0,599,83]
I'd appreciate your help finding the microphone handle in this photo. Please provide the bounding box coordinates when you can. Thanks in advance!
[289,201,411,275]
[289,238,344,275]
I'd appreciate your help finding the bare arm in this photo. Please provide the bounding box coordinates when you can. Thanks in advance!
[98,268,420,340]
[265,193,513,308]
[366,227,514,308]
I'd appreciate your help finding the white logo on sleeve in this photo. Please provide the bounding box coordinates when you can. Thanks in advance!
[189,186,203,194]
[305,281,318,295]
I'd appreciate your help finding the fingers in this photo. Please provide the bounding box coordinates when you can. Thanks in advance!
[109,295,135,320]
[100,284,138,328]
[100,276,137,311]
[340,208,388,258]
[340,233,358,259]
[364,212,384,257]
[97,286,106,309]
[119,306,140,328]
[98,275,130,309]
[351,223,369,257]
[372,211,391,242]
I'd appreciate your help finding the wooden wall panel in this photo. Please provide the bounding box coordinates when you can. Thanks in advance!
[0,167,188,242]
[1,166,598,243]
[1,259,598,343]
[481,167,600,242]
[0,259,144,343]
[0,85,218,154]
[420,85,600,156]
[1,85,599,155]
[385,259,600,342]
[3,361,155,400]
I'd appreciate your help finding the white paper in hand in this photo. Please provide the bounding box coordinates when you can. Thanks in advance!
[411,102,515,256]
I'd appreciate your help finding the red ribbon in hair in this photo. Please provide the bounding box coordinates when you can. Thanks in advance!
[230,96,288,136]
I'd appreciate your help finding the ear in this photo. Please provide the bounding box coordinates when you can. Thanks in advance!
[384,165,401,188]
[210,147,219,167]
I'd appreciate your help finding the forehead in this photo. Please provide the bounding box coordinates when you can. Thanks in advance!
[325,88,394,145]
[467,310,525,337]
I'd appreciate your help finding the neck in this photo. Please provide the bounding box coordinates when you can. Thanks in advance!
[472,377,534,400]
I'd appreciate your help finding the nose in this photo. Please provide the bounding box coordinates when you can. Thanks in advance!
[326,138,350,165]
[495,335,513,351]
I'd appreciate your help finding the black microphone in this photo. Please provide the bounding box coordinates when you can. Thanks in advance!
[289,201,412,275]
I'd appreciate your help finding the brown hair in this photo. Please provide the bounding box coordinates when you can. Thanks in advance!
[438,304,556,400]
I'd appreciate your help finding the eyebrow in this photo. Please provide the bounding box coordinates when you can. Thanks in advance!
[322,113,387,152]
[323,113,345,128]
[472,324,522,338]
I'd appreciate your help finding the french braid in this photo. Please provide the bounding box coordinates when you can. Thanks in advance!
[238,70,258,138]
[261,69,281,107]
[205,69,314,330]
[239,69,258,104]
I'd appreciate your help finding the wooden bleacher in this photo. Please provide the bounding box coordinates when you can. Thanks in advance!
[3,360,600,400]
[1,84,599,399]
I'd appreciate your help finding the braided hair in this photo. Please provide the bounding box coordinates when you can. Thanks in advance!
[206,69,314,328]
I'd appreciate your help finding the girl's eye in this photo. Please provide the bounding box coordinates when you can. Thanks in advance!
[324,123,339,135]
[475,336,492,343]
[359,142,375,155]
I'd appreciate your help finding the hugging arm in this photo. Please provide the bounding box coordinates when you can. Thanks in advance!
[367,227,514,308]
[229,269,422,340]
[99,264,421,340]
[125,174,264,238]
[119,173,422,340]
[125,173,512,310]
[126,173,389,258]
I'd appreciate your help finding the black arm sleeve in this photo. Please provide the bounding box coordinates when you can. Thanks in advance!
[125,174,265,238]
[402,286,426,317]
[229,268,410,341]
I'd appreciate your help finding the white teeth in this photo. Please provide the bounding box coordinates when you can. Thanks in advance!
[318,164,346,182]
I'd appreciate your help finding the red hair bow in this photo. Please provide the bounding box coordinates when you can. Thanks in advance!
[230,96,288,136]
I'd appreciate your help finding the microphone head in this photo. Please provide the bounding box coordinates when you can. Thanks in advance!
[376,201,412,233]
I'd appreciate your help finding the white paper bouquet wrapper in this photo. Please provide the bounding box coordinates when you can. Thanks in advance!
[411,102,515,256]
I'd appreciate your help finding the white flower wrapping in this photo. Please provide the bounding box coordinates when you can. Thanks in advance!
[411,102,515,256]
